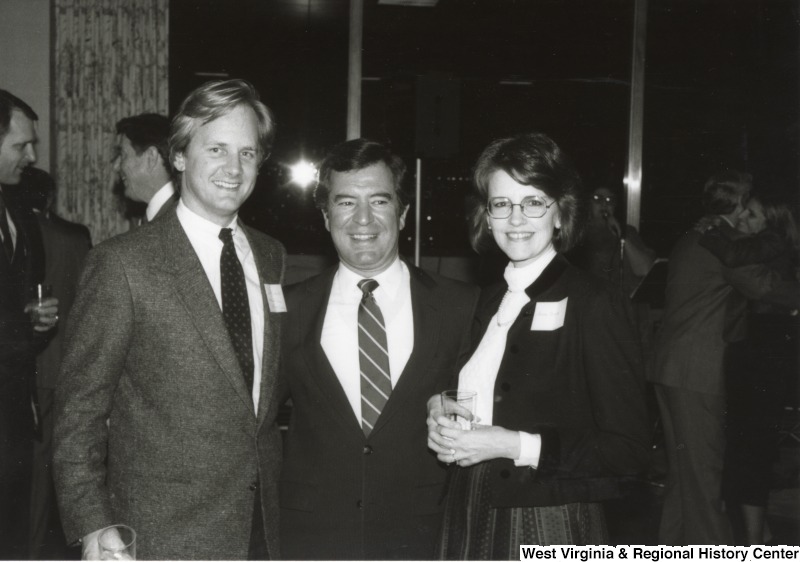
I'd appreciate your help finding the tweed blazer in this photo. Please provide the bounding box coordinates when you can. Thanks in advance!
[53,208,286,560]
[279,262,479,560]
[475,255,650,508]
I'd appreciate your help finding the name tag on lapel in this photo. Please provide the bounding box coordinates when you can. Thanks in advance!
[264,284,287,313]
[530,297,567,331]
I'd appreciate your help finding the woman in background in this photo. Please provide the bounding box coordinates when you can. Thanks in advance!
[568,185,656,294]
[427,132,649,557]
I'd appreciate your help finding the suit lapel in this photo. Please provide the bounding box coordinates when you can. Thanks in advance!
[370,264,441,437]
[157,213,255,415]
[297,268,365,435]
[245,224,285,426]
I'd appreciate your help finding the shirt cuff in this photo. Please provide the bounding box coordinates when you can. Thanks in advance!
[514,431,542,468]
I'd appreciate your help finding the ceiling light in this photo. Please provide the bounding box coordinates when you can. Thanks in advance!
[289,159,317,188]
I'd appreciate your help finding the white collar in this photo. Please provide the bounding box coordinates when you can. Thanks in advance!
[146,181,176,221]
[336,256,404,299]
[176,199,238,237]
[504,246,558,293]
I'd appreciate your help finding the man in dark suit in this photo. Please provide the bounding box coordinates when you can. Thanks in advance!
[54,79,286,560]
[112,113,178,224]
[0,90,59,559]
[279,139,479,560]
[649,170,791,545]
[9,167,92,558]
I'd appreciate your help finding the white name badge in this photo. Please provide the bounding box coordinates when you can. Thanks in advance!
[530,297,567,331]
[264,284,287,313]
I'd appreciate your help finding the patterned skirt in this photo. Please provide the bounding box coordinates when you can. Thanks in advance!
[437,463,608,560]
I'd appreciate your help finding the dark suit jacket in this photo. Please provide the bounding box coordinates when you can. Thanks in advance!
[649,229,784,396]
[53,209,286,560]
[0,196,46,462]
[474,255,649,508]
[35,212,91,390]
[279,263,479,560]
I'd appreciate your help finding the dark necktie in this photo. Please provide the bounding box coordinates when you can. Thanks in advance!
[219,228,254,392]
[358,278,391,437]
[0,191,14,261]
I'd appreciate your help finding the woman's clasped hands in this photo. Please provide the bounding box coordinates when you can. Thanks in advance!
[426,395,521,468]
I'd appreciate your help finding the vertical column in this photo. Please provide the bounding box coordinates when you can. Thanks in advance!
[625,0,648,229]
[347,0,363,140]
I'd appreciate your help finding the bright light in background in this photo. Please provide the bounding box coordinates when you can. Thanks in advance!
[289,159,318,188]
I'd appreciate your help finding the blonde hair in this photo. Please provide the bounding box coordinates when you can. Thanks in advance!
[169,79,275,166]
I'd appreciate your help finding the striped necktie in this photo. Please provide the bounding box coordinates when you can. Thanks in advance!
[358,278,391,437]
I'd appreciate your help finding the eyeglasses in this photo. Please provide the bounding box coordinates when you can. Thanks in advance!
[592,194,616,205]
[486,196,557,219]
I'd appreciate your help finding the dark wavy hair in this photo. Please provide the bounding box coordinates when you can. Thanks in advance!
[702,169,752,215]
[116,113,172,176]
[0,89,37,144]
[314,138,409,214]
[468,132,585,254]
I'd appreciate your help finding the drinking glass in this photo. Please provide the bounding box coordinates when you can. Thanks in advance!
[98,524,136,560]
[28,283,52,323]
[440,390,477,430]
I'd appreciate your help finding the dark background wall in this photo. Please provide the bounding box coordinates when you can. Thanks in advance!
[169,0,799,260]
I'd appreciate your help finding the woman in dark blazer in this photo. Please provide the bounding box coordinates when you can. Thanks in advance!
[428,132,650,556]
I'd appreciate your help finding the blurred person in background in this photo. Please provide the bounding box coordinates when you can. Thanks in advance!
[10,167,91,559]
[111,113,177,225]
[568,185,656,293]
[649,170,796,545]
[0,90,59,559]
[698,192,800,545]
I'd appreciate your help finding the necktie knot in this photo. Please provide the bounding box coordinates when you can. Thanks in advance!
[358,278,379,299]
[219,227,234,245]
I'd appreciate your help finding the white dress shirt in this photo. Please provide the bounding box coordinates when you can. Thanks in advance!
[146,181,176,222]
[321,257,414,422]
[0,187,17,250]
[176,200,264,410]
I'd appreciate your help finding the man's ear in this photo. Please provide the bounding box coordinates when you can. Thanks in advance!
[173,152,186,172]
[146,146,162,171]
[322,210,331,232]
[398,204,409,231]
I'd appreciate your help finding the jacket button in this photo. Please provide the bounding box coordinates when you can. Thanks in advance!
[509,344,519,354]
[356,499,363,509]
[249,481,258,491]
[363,445,373,455]
[500,470,510,479]
[501,382,511,392]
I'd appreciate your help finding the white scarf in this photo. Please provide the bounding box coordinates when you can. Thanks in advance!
[458,247,557,425]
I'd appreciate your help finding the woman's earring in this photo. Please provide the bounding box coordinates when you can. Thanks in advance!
[488,224,492,230]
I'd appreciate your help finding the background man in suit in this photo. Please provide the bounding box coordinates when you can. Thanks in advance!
[112,113,177,223]
[649,170,794,545]
[9,167,92,559]
[279,139,479,560]
[54,79,286,560]
[0,90,59,559]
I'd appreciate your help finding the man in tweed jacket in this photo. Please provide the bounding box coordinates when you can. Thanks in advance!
[54,80,286,560]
